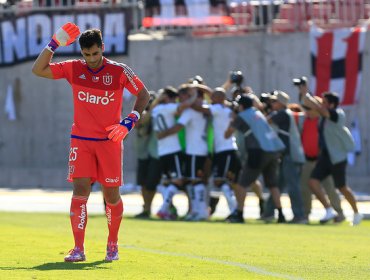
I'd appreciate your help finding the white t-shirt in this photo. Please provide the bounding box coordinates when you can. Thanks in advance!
[178,108,208,156]
[209,104,237,153]
[152,103,182,156]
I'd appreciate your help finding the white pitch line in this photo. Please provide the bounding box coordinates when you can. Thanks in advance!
[122,245,304,280]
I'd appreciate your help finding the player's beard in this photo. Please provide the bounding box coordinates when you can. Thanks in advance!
[87,56,103,69]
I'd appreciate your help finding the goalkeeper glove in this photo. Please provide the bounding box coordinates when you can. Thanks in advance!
[46,22,80,53]
[105,111,140,142]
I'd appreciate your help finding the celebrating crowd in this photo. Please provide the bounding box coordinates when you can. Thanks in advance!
[133,72,363,226]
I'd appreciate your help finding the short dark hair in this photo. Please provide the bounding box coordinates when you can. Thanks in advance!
[178,84,190,95]
[79,29,103,49]
[236,94,253,109]
[323,92,340,107]
[163,86,178,99]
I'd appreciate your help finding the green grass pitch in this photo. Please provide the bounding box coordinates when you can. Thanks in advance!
[0,212,369,279]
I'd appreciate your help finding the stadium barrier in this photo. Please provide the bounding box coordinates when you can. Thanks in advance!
[1,0,370,35]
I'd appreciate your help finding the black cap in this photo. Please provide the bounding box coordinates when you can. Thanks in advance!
[292,76,308,86]
[236,94,253,109]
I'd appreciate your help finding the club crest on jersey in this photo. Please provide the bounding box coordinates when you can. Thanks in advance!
[92,76,99,83]
[103,74,113,85]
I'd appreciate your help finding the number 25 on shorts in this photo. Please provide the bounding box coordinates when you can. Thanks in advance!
[69,147,78,162]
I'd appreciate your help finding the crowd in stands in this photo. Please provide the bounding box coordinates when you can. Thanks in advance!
[131,71,363,226]
[3,0,370,32]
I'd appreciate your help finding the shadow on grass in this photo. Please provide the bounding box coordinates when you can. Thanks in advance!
[125,216,346,227]
[33,260,108,270]
[0,260,109,271]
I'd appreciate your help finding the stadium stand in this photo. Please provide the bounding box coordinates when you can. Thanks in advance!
[271,0,370,33]
[1,0,370,35]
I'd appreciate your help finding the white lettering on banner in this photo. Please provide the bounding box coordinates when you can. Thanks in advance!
[28,14,51,57]
[78,91,115,105]
[2,18,27,63]
[0,11,127,65]
[103,13,125,53]
[77,13,101,38]
[78,204,86,230]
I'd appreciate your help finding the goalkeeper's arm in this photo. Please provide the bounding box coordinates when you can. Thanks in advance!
[32,48,55,79]
[32,22,80,79]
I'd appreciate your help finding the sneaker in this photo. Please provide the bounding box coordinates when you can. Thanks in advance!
[334,213,346,223]
[351,213,363,226]
[64,247,86,262]
[157,210,176,221]
[135,211,150,219]
[225,210,244,223]
[320,210,337,224]
[105,242,119,261]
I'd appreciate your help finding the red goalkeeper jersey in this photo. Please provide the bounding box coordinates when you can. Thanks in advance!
[50,57,144,139]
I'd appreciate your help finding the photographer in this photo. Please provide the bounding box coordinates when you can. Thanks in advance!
[224,94,286,223]
[259,91,278,115]
[264,91,306,224]
[222,70,246,101]
[292,76,311,104]
[303,92,363,226]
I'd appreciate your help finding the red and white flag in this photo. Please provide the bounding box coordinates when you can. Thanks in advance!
[310,23,366,106]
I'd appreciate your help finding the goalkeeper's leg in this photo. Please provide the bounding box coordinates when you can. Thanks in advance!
[102,186,123,261]
[65,178,91,262]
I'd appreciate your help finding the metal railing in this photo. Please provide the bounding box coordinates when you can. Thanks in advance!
[1,0,370,34]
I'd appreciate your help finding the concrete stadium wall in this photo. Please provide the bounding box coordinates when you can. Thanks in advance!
[1,32,370,191]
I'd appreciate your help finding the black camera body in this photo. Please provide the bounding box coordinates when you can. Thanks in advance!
[292,76,308,86]
[259,91,277,114]
[230,71,244,86]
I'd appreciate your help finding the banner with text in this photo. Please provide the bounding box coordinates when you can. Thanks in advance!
[0,8,131,67]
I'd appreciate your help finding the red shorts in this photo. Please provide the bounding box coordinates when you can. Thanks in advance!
[67,138,123,187]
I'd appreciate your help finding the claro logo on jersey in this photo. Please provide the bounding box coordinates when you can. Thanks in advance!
[78,91,115,105]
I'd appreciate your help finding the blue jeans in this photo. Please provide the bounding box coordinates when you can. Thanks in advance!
[264,154,305,219]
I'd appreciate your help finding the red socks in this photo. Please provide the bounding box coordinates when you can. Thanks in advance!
[70,196,88,250]
[69,196,123,249]
[106,199,124,244]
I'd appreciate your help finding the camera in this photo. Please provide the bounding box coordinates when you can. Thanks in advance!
[259,92,271,104]
[259,91,276,114]
[188,75,204,85]
[292,76,308,86]
[230,70,244,86]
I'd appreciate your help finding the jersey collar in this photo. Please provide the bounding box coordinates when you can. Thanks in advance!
[87,57,106,74]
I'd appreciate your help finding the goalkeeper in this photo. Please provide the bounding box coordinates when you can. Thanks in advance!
[32,23,150,262]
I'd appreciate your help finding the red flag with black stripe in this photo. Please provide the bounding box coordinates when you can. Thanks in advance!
[310,24,366,106]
